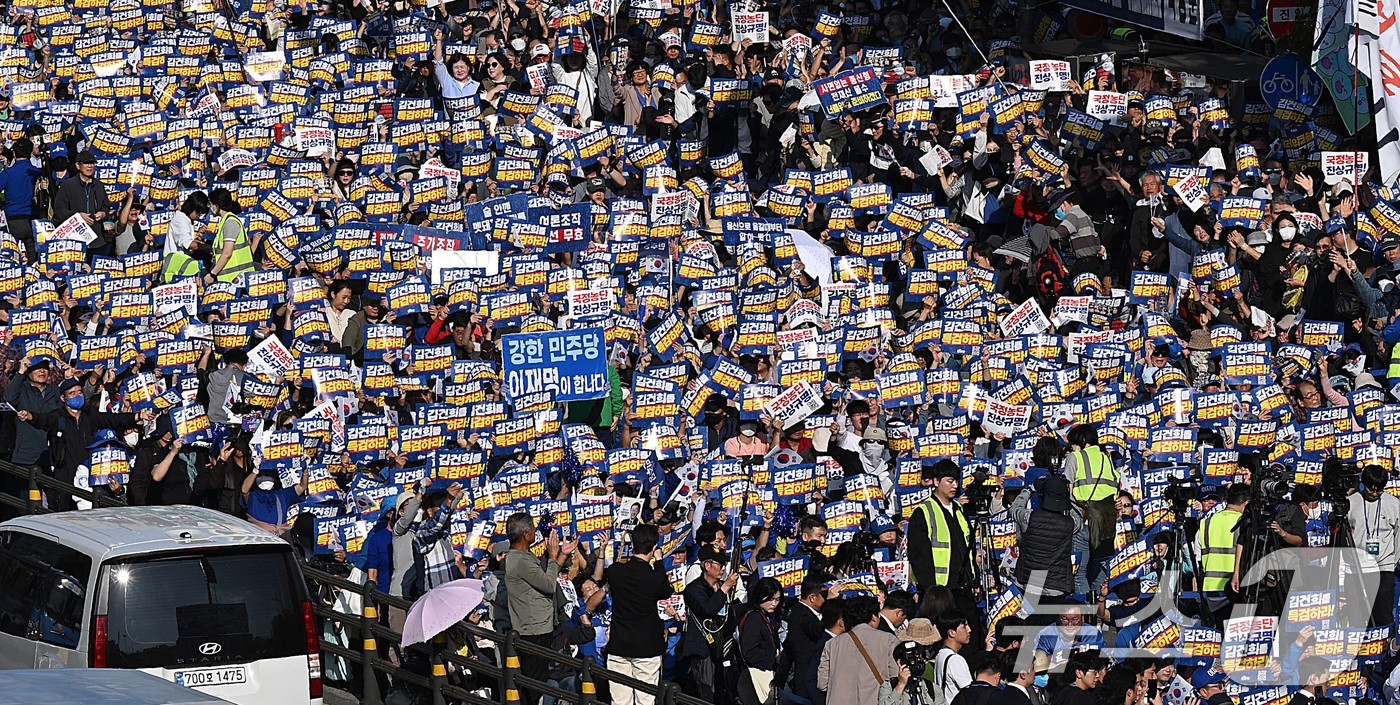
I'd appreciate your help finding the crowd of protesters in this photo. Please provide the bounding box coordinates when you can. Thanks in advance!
[0,0,1399,702]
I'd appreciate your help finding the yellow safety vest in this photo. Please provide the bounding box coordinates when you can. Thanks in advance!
[214,212,254,284]
[917,496,973,587]
[159,251,201,283]
[1200,508,1241,592]
[1389,341,1400,382]
[1070,447,1119,502]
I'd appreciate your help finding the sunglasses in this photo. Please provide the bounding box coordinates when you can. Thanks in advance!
[337,170,353,176]
[487,62,502,68]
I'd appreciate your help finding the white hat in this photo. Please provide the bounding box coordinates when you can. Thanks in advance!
[531,43,550,57]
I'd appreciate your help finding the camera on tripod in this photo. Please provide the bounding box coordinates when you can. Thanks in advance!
[965,469,996,518]
[1321,460,1359,522]
[894,641,933,678]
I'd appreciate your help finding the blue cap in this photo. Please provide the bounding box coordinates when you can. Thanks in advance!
[87,428,120,450]
[870,515,895,535]
[1190,666,1226,690]
[49,142,67,158]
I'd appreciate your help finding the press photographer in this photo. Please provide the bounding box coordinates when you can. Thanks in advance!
[1346,465,1400,627]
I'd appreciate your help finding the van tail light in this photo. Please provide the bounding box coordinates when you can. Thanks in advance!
[302,600,322,699]
[91,615,108,668]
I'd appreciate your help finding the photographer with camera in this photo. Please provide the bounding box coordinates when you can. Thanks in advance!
[1346,465,1400,626]
[909,460,980,638]
[1240,483,1312,615]
[1010,474,1082,600]
[893,619,943,705]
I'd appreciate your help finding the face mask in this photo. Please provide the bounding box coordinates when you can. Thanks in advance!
[256,478,276,492]
[740,427,757,438]
[124,431,140,447]
[1269,172,1283,186]
[1308,504,1322,519]
[861,443,885,461]
[65,394,84,410]
[1055,206,1069,220]
[1278,226,1296,242]
[947,48,962,59]
[1034,674,1049,688]
[510,37,526,51]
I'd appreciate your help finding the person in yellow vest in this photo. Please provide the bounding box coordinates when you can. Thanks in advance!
[158,192,213,283]
[1197,483,1248,623]
[907,459,980,640]
[1063,424,1120,593]
[200,187,254,286]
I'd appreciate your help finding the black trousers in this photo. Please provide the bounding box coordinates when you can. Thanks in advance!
[1366,570,1396,627]
[680,654,717,701]
[518,632,554,705]
[7,217,33,262]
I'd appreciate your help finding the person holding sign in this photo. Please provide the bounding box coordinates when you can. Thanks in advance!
[18,375,151,511]
[128,414,191,506]
[51,150,111,255]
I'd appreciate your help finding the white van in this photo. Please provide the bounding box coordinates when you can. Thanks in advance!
[0,506,323,705]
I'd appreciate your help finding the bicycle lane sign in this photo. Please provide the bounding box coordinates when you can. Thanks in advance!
[1260,52,1324,109]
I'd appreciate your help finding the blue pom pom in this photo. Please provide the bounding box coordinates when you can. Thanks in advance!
[772,503,800,539]
[561,442,589,488]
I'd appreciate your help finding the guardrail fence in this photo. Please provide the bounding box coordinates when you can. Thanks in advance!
[0,460,706,705]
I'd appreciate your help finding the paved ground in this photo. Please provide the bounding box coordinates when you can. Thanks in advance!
[325,685,360,705]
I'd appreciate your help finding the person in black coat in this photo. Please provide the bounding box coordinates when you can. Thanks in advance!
[950,652,1004,705]
[19,376,151,510]
[780,574,827,700]
[791,597,844,705]
[737,578,782,705]
[679,545,740,700]
[129,414,192,506]
[993,650,1037,705]
[602,524,675,700]
[1010,474,1082,598]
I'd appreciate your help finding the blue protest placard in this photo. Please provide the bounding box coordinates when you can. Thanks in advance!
[813,67,887,118]
[502,328,608,402]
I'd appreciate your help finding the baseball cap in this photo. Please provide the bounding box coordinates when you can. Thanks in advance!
[531,43,550,58]
[1190,666,1226,690]
[585,177,606,194]
[74,150,97,164]
[697,545,729,564]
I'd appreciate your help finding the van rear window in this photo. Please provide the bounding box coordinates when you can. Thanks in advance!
[102,548,307,669]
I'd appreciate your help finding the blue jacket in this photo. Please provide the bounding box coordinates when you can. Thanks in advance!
[0,160,38,218]
[362,521,394,589]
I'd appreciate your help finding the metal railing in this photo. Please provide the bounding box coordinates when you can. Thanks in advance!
[0,460,707,705]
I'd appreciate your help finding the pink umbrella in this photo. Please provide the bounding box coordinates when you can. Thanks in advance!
[400,578,486,646]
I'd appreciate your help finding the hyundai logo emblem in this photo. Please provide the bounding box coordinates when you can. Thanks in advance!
[198,642,222,656]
